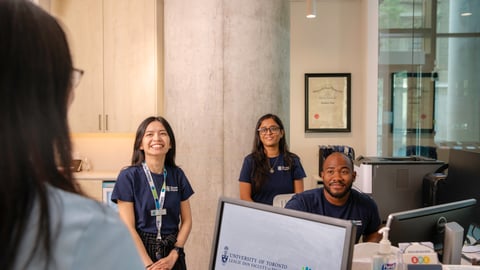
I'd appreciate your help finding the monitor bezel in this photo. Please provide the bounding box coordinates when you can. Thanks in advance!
[209,196,357,270]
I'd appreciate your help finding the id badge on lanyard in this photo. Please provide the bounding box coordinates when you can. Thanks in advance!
[142,162,167,240]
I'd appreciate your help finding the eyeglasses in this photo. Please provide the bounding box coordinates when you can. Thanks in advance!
[71,68,84,88]
[257,126,281,135]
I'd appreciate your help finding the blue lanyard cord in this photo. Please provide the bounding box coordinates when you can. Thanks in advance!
[142,162,167,240]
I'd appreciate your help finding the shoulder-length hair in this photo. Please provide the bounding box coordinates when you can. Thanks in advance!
[251,114,296,193]
[131,116,177,168]
[0,1,76,269]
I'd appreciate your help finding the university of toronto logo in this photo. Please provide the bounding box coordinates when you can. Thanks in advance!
[221,246,229,264]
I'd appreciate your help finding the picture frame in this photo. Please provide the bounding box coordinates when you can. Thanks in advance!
[305,73,351,132]
[391,72,437,133]
[70,159,83,172]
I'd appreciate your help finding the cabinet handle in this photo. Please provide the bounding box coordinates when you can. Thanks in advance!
[106,114,109,131]
[98,114,102,131]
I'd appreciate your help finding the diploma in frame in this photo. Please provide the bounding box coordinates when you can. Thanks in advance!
[391,72,437,133]
[305,73,351,132]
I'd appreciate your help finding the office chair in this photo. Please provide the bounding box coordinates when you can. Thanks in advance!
[272,193,295,208]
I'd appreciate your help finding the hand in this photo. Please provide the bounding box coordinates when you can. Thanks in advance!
[150,251,179,270]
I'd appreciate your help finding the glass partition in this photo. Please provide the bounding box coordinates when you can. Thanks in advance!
[378,0,480,161]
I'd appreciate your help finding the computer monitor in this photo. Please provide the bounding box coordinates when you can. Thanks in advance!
[209,197,357,270]
[386,198,477,256]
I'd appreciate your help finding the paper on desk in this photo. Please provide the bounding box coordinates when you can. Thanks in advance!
[462,245,480,264]
[463,246,480,253]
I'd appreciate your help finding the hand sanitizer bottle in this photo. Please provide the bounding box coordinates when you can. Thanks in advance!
[372,227,398,270]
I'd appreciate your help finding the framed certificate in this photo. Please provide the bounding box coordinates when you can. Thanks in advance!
[391,72,437,133]
[305,73,351,132]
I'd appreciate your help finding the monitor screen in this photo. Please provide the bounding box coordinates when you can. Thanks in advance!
[386,198,477,251]
[209,197,356,270]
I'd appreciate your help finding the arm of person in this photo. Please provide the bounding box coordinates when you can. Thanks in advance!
[117,200,153,267]
[293,179,304,193]
[363,228,382,243]
[155,199,193,269]
[174,199,192,248]
[239,182,254,201]
[363,201,383,243]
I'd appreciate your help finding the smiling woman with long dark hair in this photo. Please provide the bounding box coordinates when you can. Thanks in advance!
[239,113,306,205]
[112,116,194,270]
[0,1,143,269]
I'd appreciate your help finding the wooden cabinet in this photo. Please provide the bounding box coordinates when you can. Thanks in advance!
[50,0,160,133]
[75,178,116,206]
[75,179,103,202]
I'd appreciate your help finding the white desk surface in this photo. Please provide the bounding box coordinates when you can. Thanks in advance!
[353,243,480,269]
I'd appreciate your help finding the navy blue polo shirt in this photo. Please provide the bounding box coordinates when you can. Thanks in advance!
[111,165,194,235]
[239,153,306,205]
[285,188,381,243]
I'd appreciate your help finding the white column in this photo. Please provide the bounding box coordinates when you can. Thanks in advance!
[164,0,289,268]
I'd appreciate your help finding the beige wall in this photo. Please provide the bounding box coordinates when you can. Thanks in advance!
[289,0,378,190]
[71,133,134,172]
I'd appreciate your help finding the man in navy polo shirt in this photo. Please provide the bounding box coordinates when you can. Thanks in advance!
[286,152,382,243]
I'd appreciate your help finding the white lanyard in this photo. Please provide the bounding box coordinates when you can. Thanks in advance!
[142,162,167,240]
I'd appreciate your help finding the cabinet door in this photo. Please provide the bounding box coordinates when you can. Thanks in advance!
[51,0,104,132]
[103,0,158,132]
[75,179,103,202]
[51,0,158,133]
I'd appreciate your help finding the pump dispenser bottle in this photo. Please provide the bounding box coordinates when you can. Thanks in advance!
[372,227,399,270]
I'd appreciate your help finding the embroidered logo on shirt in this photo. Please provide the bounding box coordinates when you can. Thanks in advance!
[352,220,363,226]
[277,166,290,171]
[166,186,178,192]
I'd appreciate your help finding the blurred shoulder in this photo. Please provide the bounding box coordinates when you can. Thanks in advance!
[49,186,119,226]
[47,186,143,269]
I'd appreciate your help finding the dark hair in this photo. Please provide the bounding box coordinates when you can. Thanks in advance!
[323,152,354,171]
[131,116,177,168]
[251,114,297,193]
[0,0,76,269]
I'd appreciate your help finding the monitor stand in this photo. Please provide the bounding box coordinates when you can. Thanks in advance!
[442,221,464,265]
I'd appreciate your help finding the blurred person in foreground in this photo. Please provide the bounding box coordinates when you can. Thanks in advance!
[0,0,143,269]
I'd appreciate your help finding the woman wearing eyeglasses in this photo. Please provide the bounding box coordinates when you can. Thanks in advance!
[0,1,143,269]
[239,113,306,205]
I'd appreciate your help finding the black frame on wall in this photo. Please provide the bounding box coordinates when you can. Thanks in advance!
[305,73,351,133]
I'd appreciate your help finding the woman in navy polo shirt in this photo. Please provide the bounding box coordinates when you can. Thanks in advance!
[112,116,194,270]
[239,113,306,205]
